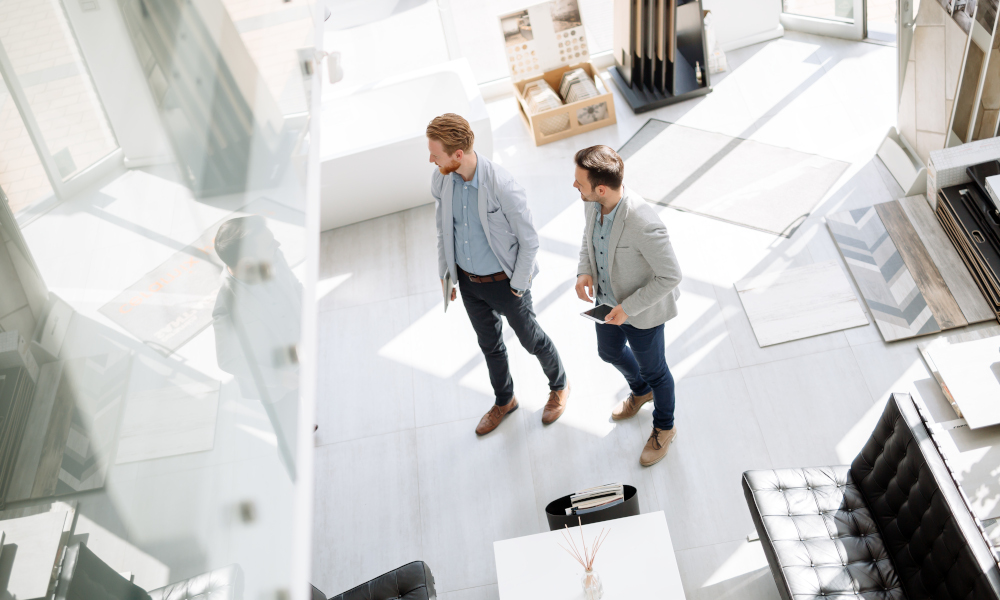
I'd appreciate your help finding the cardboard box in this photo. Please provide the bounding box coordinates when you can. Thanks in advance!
[513,62,617,146]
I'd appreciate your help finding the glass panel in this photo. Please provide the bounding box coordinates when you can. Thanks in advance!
[782,0,855,23]
[0,77,54,214]
[0,3,313,600]
[866,0,897,43]
[0,0,117,181]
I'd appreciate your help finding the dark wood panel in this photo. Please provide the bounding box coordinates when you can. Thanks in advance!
[876,200,967,329]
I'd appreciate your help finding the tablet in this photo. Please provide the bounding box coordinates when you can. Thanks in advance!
[581,304,615,323]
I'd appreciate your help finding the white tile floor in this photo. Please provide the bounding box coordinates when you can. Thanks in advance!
[311,32,967,600]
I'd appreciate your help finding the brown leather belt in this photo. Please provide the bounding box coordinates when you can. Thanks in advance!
[458,267,508,283]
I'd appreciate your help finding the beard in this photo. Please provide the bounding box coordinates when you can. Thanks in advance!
[438,158,461,175]
[579,190,600,202]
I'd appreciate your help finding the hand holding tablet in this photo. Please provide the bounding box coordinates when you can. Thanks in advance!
[580,304,615,323]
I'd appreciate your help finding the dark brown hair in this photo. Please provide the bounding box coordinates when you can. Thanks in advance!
[574,145,624,190]
[426,113,475,155]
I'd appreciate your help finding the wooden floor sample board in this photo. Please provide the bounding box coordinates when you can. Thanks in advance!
[927,336,1000,429]
[897,195,995,324]
[828,205,943,341]
[735,260,869,347]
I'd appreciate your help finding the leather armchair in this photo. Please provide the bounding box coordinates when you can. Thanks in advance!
[147,565,244,600]
[743,393,1000,600]
[325,561,436,600]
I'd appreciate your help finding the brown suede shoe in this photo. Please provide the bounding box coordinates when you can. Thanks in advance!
[541,383,571,425]
[611,390,654,421]
[476,398,519,435]
[640,426,677,467]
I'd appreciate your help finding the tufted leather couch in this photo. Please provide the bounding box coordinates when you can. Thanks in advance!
[743,393,1000,600]
[147,565,244,600]
[323,561,436,600]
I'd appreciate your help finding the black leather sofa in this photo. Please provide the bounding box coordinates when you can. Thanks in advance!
[317,561,436,600]
[743,393,1000,600]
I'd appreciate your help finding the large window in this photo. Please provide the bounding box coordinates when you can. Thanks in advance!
[0,0,118,215]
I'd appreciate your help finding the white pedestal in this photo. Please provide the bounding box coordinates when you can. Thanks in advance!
[493,511,686,600]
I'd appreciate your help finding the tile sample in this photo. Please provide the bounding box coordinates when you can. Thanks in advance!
[827,206,941,341]
[735,260,868,347]
[897,195,994,323]
[875,200,966,328]
[927,335,1000,428]
[919,324,1000,419]
[620,119,849,237]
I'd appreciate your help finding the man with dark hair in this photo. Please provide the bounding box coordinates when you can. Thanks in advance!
[212,216,302,473]
[427,112,570,435]
[573,145,683,467]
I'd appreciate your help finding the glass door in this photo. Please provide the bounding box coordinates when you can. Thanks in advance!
[0,0,120,217]
[781,0,866,40]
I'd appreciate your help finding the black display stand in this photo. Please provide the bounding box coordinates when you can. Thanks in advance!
[544,485,640,530]
[611,0,712,113]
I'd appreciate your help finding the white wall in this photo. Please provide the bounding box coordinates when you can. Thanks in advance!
[62,0,174,167]
[702,0,783,52]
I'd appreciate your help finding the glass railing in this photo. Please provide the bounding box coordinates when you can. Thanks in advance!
[0,1,318,599]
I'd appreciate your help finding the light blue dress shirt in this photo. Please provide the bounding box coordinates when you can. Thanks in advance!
[452,163,504,277]
[592,200,621,307]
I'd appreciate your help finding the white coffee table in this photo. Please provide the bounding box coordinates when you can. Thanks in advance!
[493,511,686,600]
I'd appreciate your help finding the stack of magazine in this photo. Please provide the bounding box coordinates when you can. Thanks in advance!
[564,483,624,515]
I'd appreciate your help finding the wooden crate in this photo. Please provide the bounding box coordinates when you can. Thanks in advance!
[513,62,617,146]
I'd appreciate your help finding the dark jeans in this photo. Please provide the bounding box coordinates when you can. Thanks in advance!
[458,270,567,405]
[595,321,675,429]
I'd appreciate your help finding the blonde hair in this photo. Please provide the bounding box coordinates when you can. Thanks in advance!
[426,113,475,155]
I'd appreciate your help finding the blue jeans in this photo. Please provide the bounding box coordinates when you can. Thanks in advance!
[595,322,675,429]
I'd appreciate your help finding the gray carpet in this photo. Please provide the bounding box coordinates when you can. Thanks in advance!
[619,119,850,236]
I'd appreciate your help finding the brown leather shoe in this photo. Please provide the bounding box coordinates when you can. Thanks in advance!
[640,426,677,467]
[541,383,571,425]
[476,398,519,435]
[612,391,653,421]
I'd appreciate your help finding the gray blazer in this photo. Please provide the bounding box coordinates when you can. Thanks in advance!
[433,153,540,291]
[577,187,682,329]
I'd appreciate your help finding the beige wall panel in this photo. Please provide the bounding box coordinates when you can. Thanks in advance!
[916,25,948,134]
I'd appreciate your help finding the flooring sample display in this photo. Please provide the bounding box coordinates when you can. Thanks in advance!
[98,197,304,354]
[919,325,1000,419]
[735,261,868,347]
[115,380,220,464]
[619,119,849,236]
[875,200,968,329]
[827,206,942,341]
[897,195,995,323]
[927,336,1000,429]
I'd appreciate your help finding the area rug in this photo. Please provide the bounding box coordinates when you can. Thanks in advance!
[618,119,849,236]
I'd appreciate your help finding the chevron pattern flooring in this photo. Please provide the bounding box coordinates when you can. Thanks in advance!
[827,206,941,341]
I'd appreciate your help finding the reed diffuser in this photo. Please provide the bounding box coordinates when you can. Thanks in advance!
[557,517,609,600]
